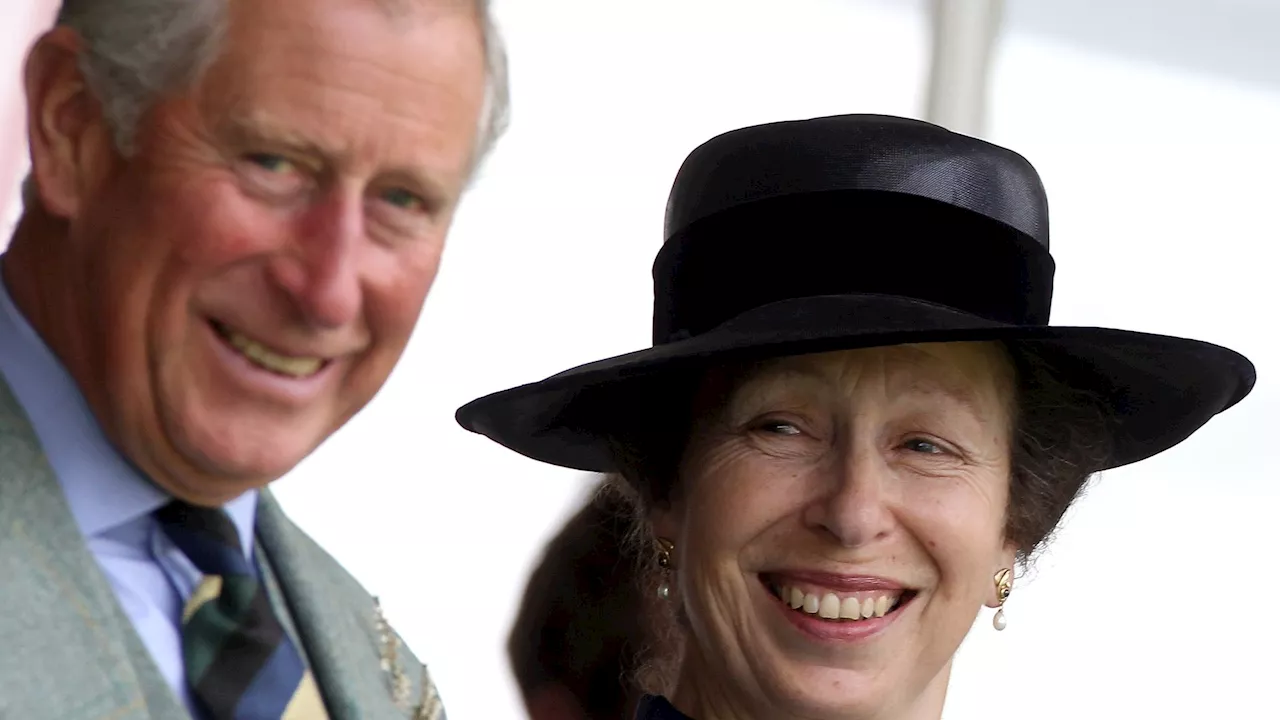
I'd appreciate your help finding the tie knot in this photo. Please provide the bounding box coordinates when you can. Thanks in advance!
[155,500,252,577]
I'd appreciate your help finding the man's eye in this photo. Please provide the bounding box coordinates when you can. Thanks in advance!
[904,438,944,454]
[245,153,296,174]
[381,187,425,212]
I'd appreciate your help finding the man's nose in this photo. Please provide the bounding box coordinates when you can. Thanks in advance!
[269,189,364,330]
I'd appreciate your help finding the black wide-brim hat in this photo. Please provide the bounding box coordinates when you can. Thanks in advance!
[457,114,1256,473]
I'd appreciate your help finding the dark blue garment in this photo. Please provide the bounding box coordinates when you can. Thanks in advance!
[635,695,696,720]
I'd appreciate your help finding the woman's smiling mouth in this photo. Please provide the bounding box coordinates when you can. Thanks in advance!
[760,572,918,624]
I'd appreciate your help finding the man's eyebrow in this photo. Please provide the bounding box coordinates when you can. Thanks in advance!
[220,111,328,157]
[217,111,455,209]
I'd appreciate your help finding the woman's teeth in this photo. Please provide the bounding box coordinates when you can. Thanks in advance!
[772,584,901,621]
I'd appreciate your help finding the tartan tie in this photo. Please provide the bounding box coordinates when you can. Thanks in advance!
[155,501,329,720]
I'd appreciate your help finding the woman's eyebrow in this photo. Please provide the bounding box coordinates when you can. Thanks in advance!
[893,377,1002,425]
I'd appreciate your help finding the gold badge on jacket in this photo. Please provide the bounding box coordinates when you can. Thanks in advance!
[374,597,444,720]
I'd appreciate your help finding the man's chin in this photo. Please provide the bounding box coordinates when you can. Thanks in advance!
[164,421,325,502]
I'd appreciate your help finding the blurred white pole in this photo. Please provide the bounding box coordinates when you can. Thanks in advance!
[924,0,1006,138]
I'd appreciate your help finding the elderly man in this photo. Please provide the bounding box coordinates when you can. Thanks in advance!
[0,0,506,718]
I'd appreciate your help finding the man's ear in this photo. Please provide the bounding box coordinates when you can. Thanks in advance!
[24,26,112,219]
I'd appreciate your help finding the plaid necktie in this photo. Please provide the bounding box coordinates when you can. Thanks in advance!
[155,501,329,720]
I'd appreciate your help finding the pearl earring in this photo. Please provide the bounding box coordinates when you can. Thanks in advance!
[656,537,675,600]
[993,568,1012,631]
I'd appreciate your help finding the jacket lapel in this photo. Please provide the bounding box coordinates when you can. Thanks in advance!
[0,368,440,719]
[255,492,442,719]
[0,377,184,720]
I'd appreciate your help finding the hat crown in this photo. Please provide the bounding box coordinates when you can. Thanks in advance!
[455,114,1255,480]
[653,114,1056,345]
[664,114,1050,245]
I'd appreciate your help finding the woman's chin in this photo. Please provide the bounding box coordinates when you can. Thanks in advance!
[757,669,893,720]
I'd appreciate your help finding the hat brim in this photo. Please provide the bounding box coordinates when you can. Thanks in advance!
[456,294,1256,473]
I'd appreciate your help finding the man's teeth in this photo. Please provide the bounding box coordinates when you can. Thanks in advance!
[777,585,899,621]
[224,330,324,377]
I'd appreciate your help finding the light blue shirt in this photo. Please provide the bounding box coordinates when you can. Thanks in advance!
[0,258,258,716]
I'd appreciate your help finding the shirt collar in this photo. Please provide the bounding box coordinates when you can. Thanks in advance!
[0,255,257,555]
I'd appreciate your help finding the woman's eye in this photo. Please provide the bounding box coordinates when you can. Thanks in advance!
[903,438,944,454]
[245,153,296,174]
[759,421,802,436]
[380,187,426,212]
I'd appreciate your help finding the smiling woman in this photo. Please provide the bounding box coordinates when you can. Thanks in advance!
[456,114,1256,720]
[596,340,1110,717]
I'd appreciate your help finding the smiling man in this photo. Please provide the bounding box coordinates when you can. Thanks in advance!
[0,0,506,717]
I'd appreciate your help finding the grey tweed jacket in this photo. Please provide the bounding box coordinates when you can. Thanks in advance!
[0,376,445,720]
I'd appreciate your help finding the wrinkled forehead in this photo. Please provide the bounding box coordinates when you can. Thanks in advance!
[214,0,486,109]
[226,0,483,22]
[719,342,1017,421]
[194,0,486,174]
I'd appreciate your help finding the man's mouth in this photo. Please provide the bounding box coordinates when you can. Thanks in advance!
[761,574,916,623]
[209,320,327,378]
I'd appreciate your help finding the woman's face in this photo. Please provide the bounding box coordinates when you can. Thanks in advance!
[652,342,1018,719]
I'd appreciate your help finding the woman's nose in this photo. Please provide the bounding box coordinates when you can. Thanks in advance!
[804,442,897,548]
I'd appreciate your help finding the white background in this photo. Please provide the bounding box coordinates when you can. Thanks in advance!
[3,1,1277,718]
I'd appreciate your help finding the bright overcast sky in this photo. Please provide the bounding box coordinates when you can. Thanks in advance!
[3,1,1276,718]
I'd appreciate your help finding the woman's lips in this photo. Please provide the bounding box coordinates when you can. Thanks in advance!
[764,570,907,592]
[759,572,918,623]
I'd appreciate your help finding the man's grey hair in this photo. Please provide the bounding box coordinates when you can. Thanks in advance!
[21,0,510,205]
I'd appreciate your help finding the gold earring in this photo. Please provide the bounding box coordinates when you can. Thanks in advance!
[992,568,1012,631]
[656,537,675,600]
